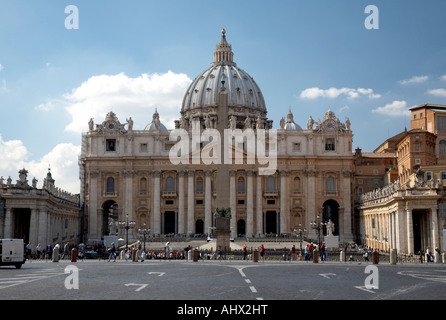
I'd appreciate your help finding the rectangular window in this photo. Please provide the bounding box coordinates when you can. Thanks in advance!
[426,172,433,181]
[325,138,335,151]
[293,143,301,152]
[106,139,116,152]
[441,172,446,180]
[140,143,148,152]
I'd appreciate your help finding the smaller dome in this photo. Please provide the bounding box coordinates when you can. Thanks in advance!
[144,108,167,131]
[284,108,302,130]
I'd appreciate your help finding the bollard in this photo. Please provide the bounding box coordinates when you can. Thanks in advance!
[313,249,319,263]
[71,248,78,263]
[340,250,345,263]
[372,250,379,264]
[253,249,259,263]
[53,248,60,263]
[390,249,397,265]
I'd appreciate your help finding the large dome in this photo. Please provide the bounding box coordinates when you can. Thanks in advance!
[178,29,270,130]
[181,64,266,113]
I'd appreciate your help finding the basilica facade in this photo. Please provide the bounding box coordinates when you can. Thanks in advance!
[79,30,355,244]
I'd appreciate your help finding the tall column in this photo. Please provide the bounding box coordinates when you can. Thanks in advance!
[187,170,195,235]
[89,170,100,240]
[229,170,237,236]
[29,208,38,247]
[396,207,405,253]
[406,206,414,255]
[178,170,185,235]
[246,170,254,236]
[279,170,288,235]
[152,170,161,235]
[4,207,12,239]
[256,172,263,236]
[304,169,317,235]
[204,170,213,235]
[38,208,48,248]
[123,170,134,229]
[342,170,353,241]
[431,206,439,251]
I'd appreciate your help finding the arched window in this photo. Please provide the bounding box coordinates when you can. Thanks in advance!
[326,176,335,193]
[267,176,275,191]
[140,178,147,194]
[439,140,446,155]
[196,177,203,193]
[238,177,245,193]
[106,177,115,193]
[293,177,301,193]
[165,176,175,192]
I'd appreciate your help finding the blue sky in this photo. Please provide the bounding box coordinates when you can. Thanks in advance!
[0,0,446,193]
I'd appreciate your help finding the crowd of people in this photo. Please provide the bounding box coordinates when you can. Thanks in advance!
[24,241,74,261]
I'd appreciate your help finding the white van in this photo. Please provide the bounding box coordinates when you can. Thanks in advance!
[0,239,25,269]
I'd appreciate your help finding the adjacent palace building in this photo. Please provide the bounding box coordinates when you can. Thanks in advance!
[1,30,445,256]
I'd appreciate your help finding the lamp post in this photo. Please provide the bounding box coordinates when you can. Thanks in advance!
[119,213,136,252]
[294,224,307,255]
[138,223,151,252]
[310,215,326,245]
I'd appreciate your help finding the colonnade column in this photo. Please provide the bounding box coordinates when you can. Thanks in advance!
[38,208,49,248]
[406,206,414,255]
[431,206,439,251]
[3,207,12,239]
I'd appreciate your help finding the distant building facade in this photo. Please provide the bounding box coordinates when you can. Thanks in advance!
[359,104,446,255]
[0,168,81,248]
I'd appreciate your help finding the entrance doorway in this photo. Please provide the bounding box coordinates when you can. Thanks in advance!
[195,219,204,235]
[163,211,176,234]
[237,219,246,237]
[13,208,30,243]
[322,200,339,236]
[412,209,428,254]
[265,211,278,235]
[102,200,118,236]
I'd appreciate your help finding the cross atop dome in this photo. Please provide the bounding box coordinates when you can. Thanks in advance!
[213,28,235,66]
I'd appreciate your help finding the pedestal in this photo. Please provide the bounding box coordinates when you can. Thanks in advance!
[324,235,339,248]
[215,216,231,254]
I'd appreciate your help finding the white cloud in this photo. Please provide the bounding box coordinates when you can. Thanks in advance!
[399,75,428,85]
[63,71,192,133]
[441,74,446,81]
[428,88,446,97]
[372,100,411,116]
[299,87,380,99]
[0,135,80,194]
[0,64,3,72]
[35,101,55,112]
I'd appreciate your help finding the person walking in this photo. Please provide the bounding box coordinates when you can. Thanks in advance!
[243,244,248,260]
[47,243,53,261]
[259,244,265,261]
[25,242,32,261]
[62,242,70,260]
[36,243,42,260]
[108,242,116,262]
